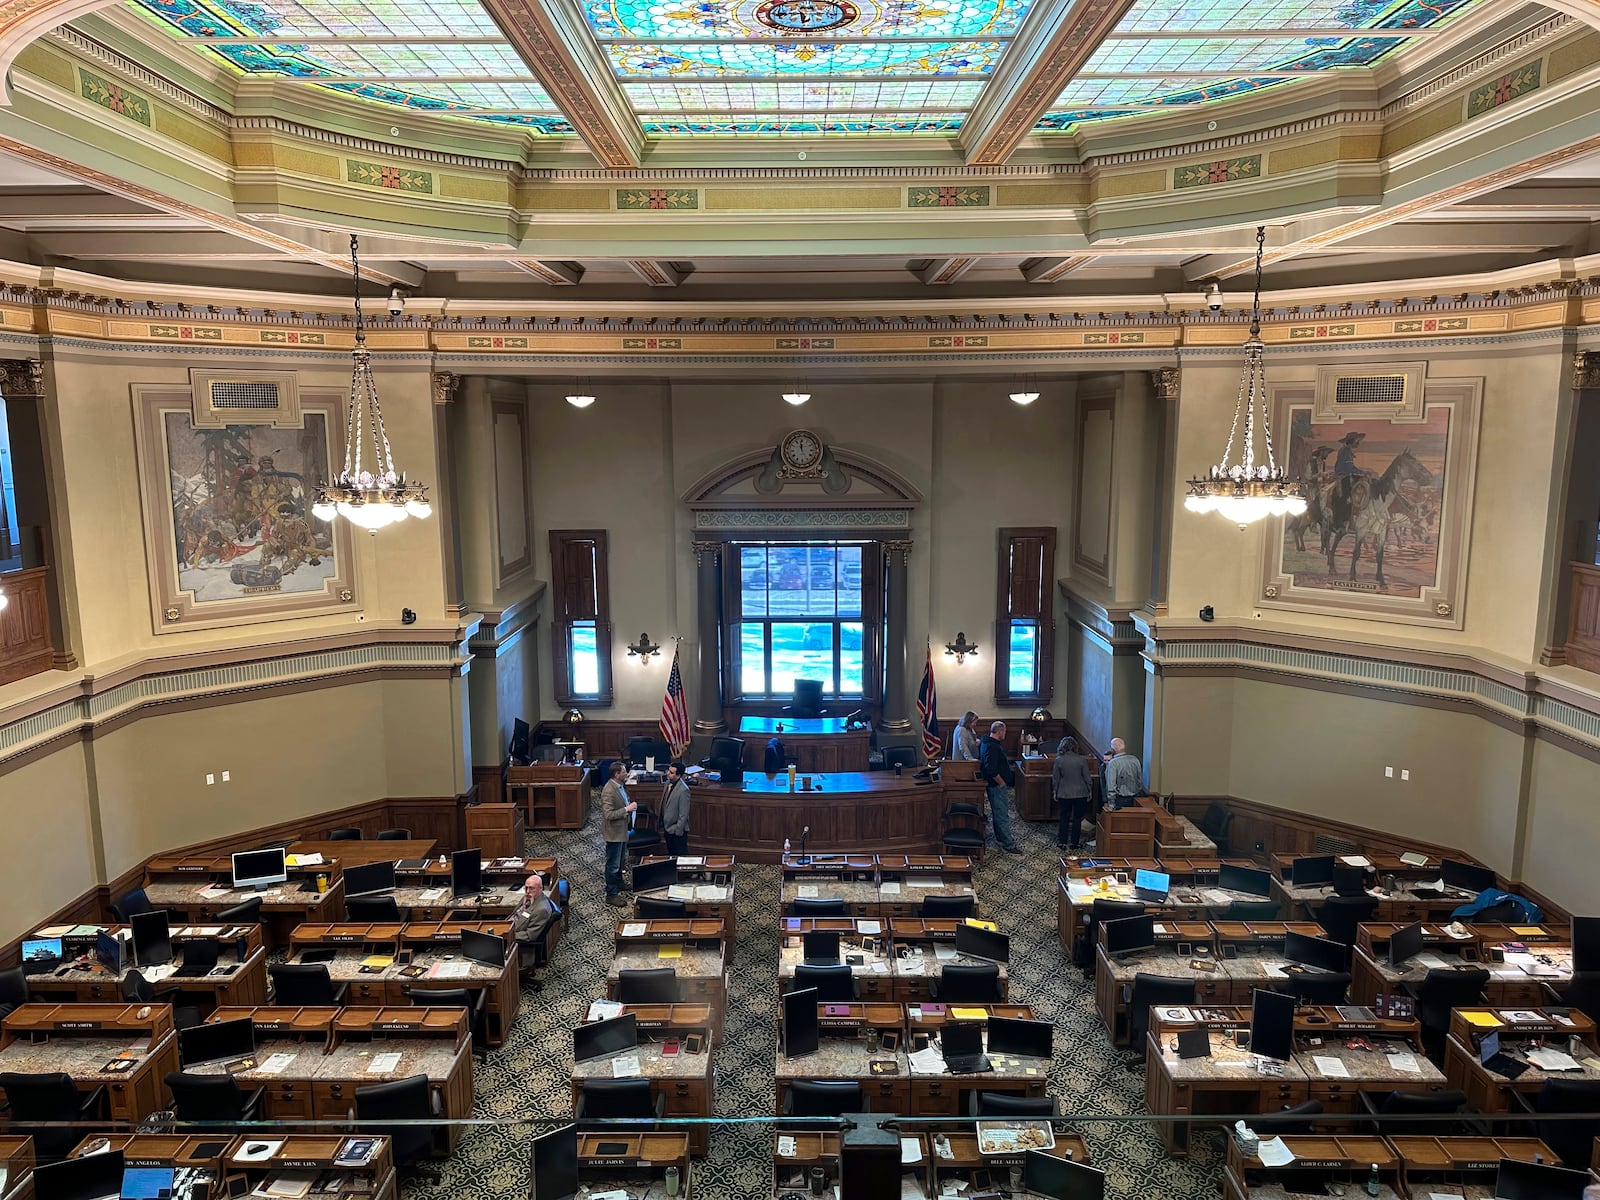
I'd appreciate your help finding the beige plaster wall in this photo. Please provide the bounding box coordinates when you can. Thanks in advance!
[0,740,96,940]
[1524,736,1600,913]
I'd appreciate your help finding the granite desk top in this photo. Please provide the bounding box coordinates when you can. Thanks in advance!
[1100,947,1217,984]
[1243,1185,1401,1200]
[608,948,724,981]
[1292,1040,1442,1085]
[774,1038,906,1082]
[47,952,253,986]
[637,880,735,906]
[1220,954,1300,985]
[390,884,521,911]
[1474,1042,1600,1086]
[1064,878,1232,915]
[186,1038,461,1085]
[907,1031,1048,1081]
[145,881,338,912]
[1155,1030,1312,1083]
[778,945,893,980]
[783,881,974,907]
[571,1039,715,1081]
[890,948,1008,981]
[291,947,505,984]
[576,1181,675,1200]
[0,1036,153,1078]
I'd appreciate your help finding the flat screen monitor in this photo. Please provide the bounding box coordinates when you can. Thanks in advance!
[1023,1150,1106,1200]
[342,860,397,899]
[31,1150,124,1200]
[119,1168,175,1200]
[1284,931,1347,974]
[1103,913,1156,956]
[1493,1156,1592,1200]
[1573,916,1600,975]
[508,717,532,763]
[1290,855,1336,887]
[631,858,679,895]
[1250,988,1296,1062]
[179,1016,256,1067]
[461,928,505,967]
[451,848,483,899]
[1332,863,1368,897]
[1389,922,1426,968]
[782,986,820,1058]
[986,1015,1053,1059]
[1218,863,1273,898]
[130,909,172,969]
[792,679,824,714]
[21,936,61,964]
[1442,858,1496,895]
[955,922,1010,964]
[573,1013,637,1064]
[95,930,122,974]
[528,1124,578,1200]
[230,848,288,891]
[802,930,840,964]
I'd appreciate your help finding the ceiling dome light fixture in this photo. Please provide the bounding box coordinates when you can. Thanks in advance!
[782,390,811,406]
[311,234,431,534]
[1010,389,1040,405]
[1183,226,1306,529]
[566,392,596,409]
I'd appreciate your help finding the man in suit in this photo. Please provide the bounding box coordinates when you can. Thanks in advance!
[661,762,691,857]
[978,720,1022,855]
[510,873,559,989]
[600,761,636,906]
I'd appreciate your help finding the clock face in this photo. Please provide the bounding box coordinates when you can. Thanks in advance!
[782,430,822,469]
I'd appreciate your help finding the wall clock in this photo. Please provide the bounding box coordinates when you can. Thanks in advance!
[780,429,823,473]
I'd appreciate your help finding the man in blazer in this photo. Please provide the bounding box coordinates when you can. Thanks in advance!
[662,761,691,857]
[600,761,636,906]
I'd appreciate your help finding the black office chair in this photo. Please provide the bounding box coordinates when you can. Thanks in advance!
[1357,1088,1466,1135]
[783,1080,862,1124]
[270,962,349,1007]
[164,1071,265,1124]
[880,745,919,771]
[1253,1099,1323,1135]
[575,1078,664,1126]
[792,964,857,1003]
[346,895,404,923]
[941,802,987,860]
[1080,899,1146,972]
[931,963,1002,1003]
[0,968,30,1023]
[0,1071,107,1160]
[1127,974,1197,1050]
[1223,900,1282,921]
[617,968,681,1005]
[1198,802,1234,855]
[404,986,488,1060]
[216,897,263,925]
[1545,972,1600,1024]
[1403,967,1489,1061]
[703,736,745,777]
[784,681,827,720]
[920,894,976,919]
[376,828,412,841]
[1281,971,1353,1006]
[636,897,687,919]
[353,1074,443,1183]
[110,887,153,923]
[327,827,363,841]
[968,1092,1058,1118]
[626,736,671,767]
[792,898,847,917]
[1510,1079,1600,1167]
[627,803,663,861]
[120,968,199,1029]
[1315,895,1379,950]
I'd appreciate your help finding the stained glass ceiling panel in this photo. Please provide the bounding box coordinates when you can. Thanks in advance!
[147,0,507,37]
[607,40,1001,76]
[623,79,986,109]
[586,0,1028,40]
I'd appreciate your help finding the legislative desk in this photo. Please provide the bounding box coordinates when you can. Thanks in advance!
[570,1016,715,1156]
[577,1133,694,1199]
[506,762,589,830]
[1270,875,1482,925]
[630,865,737,944]
[194,1005,474,1149]
[778,919,896,1002]
[737,717,871,774]
[0,1139,32,1200]
[24,922,268,1013]
[1223,1134,1565,1200]
[289,839,436,867]
[1056,870,1252,962]
[691,772,948,858]
[143,858,345,947]
[1097,797,1217,860]
[605,924,727,1020]
[780,856,977,918]
[1441,1006,1600,1114]
[45,1134,400,1200]
[0,1003,179,1123]
[1093,921,1220,1043]
[886,919,1010,1004]
[1350,922,1573,1007]
[285,921,520,1045]
[773,1003,910,1115]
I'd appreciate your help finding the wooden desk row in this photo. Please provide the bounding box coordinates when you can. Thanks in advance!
[772,917,1010,1003]
[1441,1006,1600,1116]
[572,1000,719,1157]
[1097,796,1217,860]
[1351,922,1574,1008]
[769,1129,1088,1200]
[23,922,268,1013]
[1223,1135,1570,1200]
[1057,860,1278,957]
[781,854,974,883]
[0,1003,179,1123]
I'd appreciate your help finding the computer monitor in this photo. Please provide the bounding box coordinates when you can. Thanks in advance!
[31,1150,124,1200]
[1250,988,1297,1062]
[631,858,679,895]
[1492,1156,1592,1200]
[461,928,506,967]
[21,936,61,965]
[1023,1150,1106,1200]
[179,1016,256,1067]
[986,1015,1053,1059]
[955,922,1011,964]
[791,679,824,716]
[1290,855,1336,887]
[1332,862,1369,898]
[1284,931,1347,974]
[1573,916,1600,975]
[1103,914,1156,957]
[573,1013,638,1064]
[130,909,172,969]
[1218,863,1273,897]
[1389,922,1426,968]
[1442,858,1496,895]
[342,860,397,899]
[451,848,483,899]
[508,717,532,764]
[119,1167,175,1200]
[782,986,820,1058]
[95,930,123,975]
[802,930,840,964]
[230,847,288,891]
[529,1124,579,1200]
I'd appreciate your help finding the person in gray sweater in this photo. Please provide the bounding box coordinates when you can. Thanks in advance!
[1052,736,1095,850]
[662,761,691,857]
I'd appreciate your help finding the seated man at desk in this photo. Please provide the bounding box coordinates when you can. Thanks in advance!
[510,874,560,991]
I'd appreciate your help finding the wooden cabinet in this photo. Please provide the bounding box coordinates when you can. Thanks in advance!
[466,803,525,859]
[509,764,589,830]
[1015,756,1055,821]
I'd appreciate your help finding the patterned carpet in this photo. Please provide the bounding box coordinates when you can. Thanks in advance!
[405,800,1223,1200]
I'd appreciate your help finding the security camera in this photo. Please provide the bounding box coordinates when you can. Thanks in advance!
[387,286,406,317]
[1204,281,1223,313]
[1199,605,1215,623]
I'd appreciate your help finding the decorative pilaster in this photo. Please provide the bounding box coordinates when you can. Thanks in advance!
[1150,367,1179,403]
[1574,351,1600,390]
[692,540,726,735]
[431,371,460,405]
[880,540,913,733]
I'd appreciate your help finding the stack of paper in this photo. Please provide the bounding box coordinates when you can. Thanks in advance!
[1526,1047,1582,1072]
[695,885,728,901]
[879,882,903,896]
[667,884,695,901]
[619,923,647,938]
[587,999,623,1022]
[365,1051,403,1074]
[908,1045,946,1074]
[611,1054,642,1078]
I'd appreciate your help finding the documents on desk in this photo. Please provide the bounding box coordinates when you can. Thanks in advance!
[367,1051,403,1074]
[257,1052,298,1075]
[908,1044,946,1074]
[586,1000,624,1022]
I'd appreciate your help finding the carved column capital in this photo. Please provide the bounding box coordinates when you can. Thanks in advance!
[692,539,723,565]
[882,539,913,565]
[431,371,460,405]
[1151,366,1180,403]
[1574,351,1600,391]
[0,359,44,397]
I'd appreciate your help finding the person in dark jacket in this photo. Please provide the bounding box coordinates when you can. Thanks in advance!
[661,761,691,857]
[978,721,1021,854]
[1052,736,1095,851]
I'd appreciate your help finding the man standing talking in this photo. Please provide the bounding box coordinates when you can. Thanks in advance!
[1102,737,1144,810]
[661,761,691,857]
[600,761,636,906]
[978,721,1022,855]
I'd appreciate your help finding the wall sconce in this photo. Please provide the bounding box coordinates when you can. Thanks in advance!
[944,632,978,664]
[626,632,662,661]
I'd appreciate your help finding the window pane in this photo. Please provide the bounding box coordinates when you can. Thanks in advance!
[804,545,837,617]
[740,546,768,617]
[839,622,864,694]
[740,622,767,694]
[569,621,599,695]
[1008,619,1037,694]
[837,545,862,617]
[768,547,809,616]
[770,621,835,695]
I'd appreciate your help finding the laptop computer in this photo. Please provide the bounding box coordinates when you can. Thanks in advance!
[171,940,221,978]
[940,1021,991,1074]
[802,930,841,966]
[1478,1031,1529,1080]
[1132,869,1171,904]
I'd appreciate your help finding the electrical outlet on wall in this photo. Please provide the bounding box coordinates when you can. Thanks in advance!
[1384,766,1393,778]
[205,773,214,785]
[221,771,231,782]
[1400,769,1409,781]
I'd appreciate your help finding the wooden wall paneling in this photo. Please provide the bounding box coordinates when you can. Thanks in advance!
[472,765,505,807]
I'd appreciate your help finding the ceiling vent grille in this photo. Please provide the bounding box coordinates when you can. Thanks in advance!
[188,369,302,427]
[1334,375,1407,406]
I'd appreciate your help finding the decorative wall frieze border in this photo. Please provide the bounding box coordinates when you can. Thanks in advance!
[466,584,545,657]
[231,116,520,173]
[693,508,910,530]
[44,27,229,124]
[1380,13,1574,117]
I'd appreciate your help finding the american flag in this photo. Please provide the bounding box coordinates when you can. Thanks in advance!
[917,643,941,760]
[659,644,691,757]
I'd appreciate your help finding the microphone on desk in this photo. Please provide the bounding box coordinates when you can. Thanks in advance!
[801,825,810,853]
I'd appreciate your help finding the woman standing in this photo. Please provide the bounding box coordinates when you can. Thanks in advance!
[950,710,979,760]
[1053,736,1094,850]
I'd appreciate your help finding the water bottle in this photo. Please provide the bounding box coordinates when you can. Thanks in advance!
[1366,1164,1380,1196]
[784,838,791,855]
[664,1165,680,1196]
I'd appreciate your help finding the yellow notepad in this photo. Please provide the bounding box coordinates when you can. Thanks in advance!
[961,918,999,933]
[361,955,394,969]
[657,944,683,959]
[1460,1011,1501,1027]
[949,1007,989,1021]
[1510,926,1546,937]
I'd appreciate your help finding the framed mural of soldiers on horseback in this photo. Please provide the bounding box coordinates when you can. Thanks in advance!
[1261,368,1481,628]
